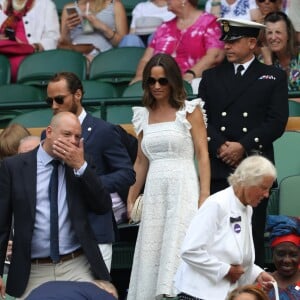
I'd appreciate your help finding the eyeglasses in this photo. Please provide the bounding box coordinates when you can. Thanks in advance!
[147,77,169,86]
[257,0,277,3]
[46,94,71,105]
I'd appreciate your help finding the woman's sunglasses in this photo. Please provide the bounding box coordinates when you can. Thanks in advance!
[257,0,277,3]
[45,94,70,105]
[147,77,169,86]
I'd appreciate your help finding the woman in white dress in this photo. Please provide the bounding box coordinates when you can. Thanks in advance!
[127,53,210,299]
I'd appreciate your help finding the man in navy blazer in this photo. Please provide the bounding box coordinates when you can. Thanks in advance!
[0,112,112,298]
[198,18,289,267]
[46,72,136,270]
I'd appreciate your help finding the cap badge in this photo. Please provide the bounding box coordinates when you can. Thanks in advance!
[223,21,230,32]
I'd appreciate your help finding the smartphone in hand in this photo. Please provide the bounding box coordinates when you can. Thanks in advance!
[66,6,78,16]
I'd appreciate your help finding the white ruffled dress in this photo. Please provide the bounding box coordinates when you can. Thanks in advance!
[127,99,206,299]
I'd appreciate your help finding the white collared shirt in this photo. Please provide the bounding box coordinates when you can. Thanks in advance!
[234,56,255,76]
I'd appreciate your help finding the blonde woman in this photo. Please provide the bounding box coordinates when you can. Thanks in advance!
[60,0,128,62]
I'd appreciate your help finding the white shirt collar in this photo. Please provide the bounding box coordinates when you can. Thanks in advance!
[234,55,255,75]
[78,108,87,125]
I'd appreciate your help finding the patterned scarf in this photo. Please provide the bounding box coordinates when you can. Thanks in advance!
[0,0,35,34]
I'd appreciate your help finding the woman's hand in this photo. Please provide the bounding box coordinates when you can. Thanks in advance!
[256,271,276,292]
[66,12,81,30]
[226,265,245,283]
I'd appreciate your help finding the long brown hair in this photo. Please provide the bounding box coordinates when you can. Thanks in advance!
[142,53,186,109]
[264,11,298,59]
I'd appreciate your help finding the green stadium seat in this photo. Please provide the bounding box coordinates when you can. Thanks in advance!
[0,54,11,85]
[288,99,300,116]
[273,130,300,184]
[17,49,87,89]
[89,47,145,96]
[0,84,45,127]
[122,81,143,98]
[53,0,71,16]
[82,80,118,114]
[8,108,53,128]
[278,175,300,216]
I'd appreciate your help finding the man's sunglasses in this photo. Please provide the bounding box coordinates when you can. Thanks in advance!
[46,94,71,105]
[257,0,277,3]
[147,77,169,86]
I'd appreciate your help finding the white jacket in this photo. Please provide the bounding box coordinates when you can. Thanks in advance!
[174,186,263,300]
[0,0,60,50]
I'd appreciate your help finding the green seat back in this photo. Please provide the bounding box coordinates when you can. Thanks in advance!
[17,49,87,87]
[122,81,143,98]
[82,80,118,115]
[52,0,70,16]
[106,105,134,124]
[198,0,207,10]
[82,80,117,101]
[0,84,45,126]
[89,47,145,96]
[288,99,300,116]
[0,55,11,85]
[273,131,300,183]
[278,175,300,216]
[8,108,53,128]
[122,0,142,18]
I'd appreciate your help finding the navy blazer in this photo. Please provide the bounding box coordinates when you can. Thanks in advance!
[81,113,135,243]
[0,148,112,297]
[198,59,289,180]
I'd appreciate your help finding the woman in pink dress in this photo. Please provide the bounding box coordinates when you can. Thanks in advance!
[130,0,224,90]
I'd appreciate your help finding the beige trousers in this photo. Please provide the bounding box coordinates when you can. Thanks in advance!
[17,254,94,299]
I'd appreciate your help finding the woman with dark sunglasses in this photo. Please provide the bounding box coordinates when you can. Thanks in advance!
[127,53,210,299]
[250,0,282,24]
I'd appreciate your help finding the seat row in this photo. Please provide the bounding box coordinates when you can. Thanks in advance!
[0,47,146,95]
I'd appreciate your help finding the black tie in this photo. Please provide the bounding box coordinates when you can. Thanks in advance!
[49,160,60,263]
[236,65,244,78]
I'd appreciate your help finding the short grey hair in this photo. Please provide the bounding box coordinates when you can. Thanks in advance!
[228,155,276,187]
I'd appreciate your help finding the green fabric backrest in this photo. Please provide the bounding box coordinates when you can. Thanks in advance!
[0,55,11,85]
[288,99,300,116]
[82,80,118,101]
[274,131,300,183]
[0,84,45,124]
[17,49,87,86]
[89,47,145,83]
[0,84,44,104]
[8,108,53,128]
[122,81,143,98]
[52,0,70,16]
[279,175,300,216]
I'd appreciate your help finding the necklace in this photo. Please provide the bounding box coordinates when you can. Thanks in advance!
[171,29,186,58]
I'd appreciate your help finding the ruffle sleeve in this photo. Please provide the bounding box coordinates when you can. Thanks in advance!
[176,98,207,130]
[132,106,148,135]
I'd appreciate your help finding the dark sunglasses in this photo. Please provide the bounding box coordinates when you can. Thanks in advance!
[257,0,277,3]
[46,94,71,105]
[147,77,169,86]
